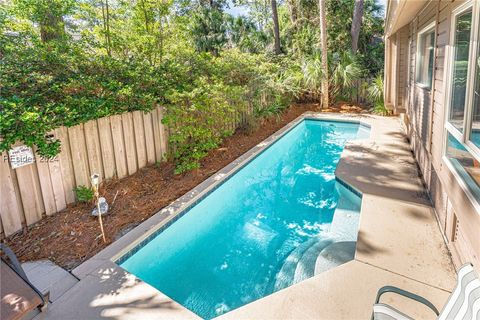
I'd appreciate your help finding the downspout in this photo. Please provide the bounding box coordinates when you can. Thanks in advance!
[427,0,441,155]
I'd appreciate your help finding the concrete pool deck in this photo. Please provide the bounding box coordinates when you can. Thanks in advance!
[35,113,456,320]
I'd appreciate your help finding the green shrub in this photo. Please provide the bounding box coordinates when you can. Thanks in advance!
[0,40,162,157]
[373,101,389,116]
[74,186,94,203]
[162,50,292,174]
[367,73,388,115]
[238,113,260,135]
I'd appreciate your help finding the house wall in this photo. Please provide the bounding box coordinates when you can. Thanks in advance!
[392,0,480,269]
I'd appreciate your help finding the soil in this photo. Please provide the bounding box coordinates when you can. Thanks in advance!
[3,103,369,270]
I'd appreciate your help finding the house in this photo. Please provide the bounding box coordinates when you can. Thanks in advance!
[384,0,479,268]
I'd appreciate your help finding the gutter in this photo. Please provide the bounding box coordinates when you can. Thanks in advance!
[385,0,432,37]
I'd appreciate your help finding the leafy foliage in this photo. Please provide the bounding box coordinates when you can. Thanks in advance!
[0,0,385,173]
[191,8,227,56]
[0,40,161,156]
[74,185,94,203]
[367,73,388,115]
[330,51,363,101]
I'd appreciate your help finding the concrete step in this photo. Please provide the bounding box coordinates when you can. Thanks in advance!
[273,237,318,292]
[23,260,79,302]
[314,241,356,275]
[293,239,333,284]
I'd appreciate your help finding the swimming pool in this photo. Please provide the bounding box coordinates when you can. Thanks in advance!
[118,119,370,319]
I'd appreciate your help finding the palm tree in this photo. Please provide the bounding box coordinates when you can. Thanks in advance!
[351,0,364,53]
[271,0,281,54]
[318,0,328,108]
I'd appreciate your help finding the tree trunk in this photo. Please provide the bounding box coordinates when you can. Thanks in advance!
[318,0,328,108]
[158,16,164,64]
[105,0,112,56]
[271,0,281,54]
[286,0,297,29]
[39,6,65,43]
[100,0,112,56]
[351,0,364,53]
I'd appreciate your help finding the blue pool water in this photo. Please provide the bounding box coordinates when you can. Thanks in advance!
[119,119,369,319]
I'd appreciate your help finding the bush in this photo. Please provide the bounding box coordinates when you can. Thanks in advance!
[1,30,293,173]
[367,73,388,115]
[163,50,292,174]
[0,40,162,157]
[74,186,94,203]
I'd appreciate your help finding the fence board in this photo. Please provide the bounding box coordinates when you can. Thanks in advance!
[48,153,67,213]
[15,161,44,225]
[132,111,147,169]
[97,117,116,180]
[111,115,128,179]
[10,167,26,226]
[1,109,173,236]
[68,124,91,187]
[55,127,76,204]
[122,113,138,175]
[0,152,23,236]
[157,106,168,156]
[35,150,57,215]
[143,112,156,164]
[152,108,163,162]
[84,120,104,181]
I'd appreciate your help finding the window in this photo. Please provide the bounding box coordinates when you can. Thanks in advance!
[446,133,480,200]
[416,25,435,89]
[444,1,480,205]
[448,10,472,132]
[469,39,480,150]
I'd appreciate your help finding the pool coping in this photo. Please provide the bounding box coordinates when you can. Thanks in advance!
[114,115,369,265]
[75,112,371,272]
[42,111,457,320]
[68,112,371,317]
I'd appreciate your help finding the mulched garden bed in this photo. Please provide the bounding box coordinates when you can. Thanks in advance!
[3,103,368,270]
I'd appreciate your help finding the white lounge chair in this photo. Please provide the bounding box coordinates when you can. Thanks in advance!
[372,263,479,320]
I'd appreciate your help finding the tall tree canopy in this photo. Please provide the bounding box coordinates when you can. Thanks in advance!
[1,0,384,171]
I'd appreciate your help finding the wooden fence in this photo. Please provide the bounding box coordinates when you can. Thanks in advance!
[0,104,254,238]
[0,107,168,237]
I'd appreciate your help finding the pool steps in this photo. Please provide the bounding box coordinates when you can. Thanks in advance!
[273,237,320,291]
[273,238,356,291]
[314,241,356,274]
[293,239,334,284]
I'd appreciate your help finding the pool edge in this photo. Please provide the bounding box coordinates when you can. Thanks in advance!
[113,114,370,265]
[71,112,374,318]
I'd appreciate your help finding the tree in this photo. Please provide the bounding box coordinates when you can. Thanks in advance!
[191,7,227,56]
[318,0,328,108]
[286,0,298,28]
[100,0,112,56]
[227,15,268,53]
[271,0,281,54]
[11,0,75,43]
[351,0,364,53]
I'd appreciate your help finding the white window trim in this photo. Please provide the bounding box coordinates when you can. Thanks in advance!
[442,154,480,213]
[443,0,480,162]
[415,21,436,90]
[465,1,480,155]
[442,0,480,212]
